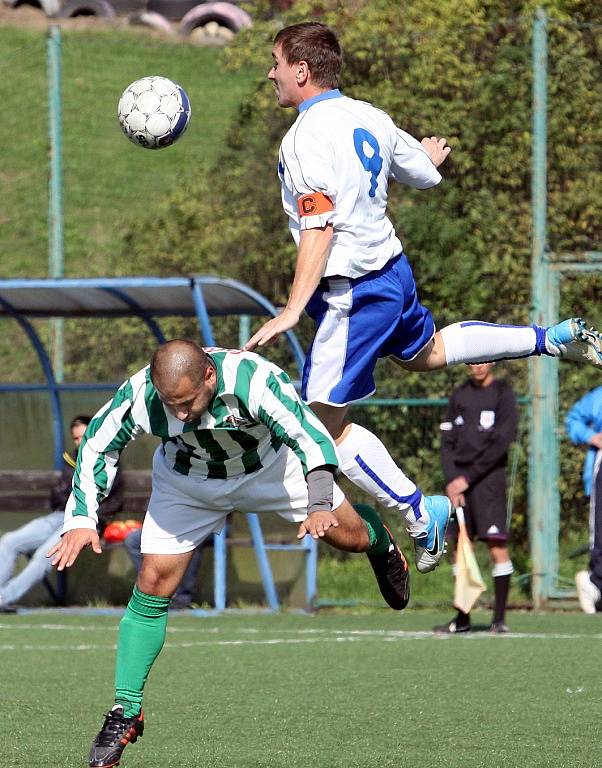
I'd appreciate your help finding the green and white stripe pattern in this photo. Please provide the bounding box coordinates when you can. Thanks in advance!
[64,350,338,531]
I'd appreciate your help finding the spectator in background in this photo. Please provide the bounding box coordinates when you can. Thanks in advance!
[566,386,602,613]
[436,362,518,633]
[0,415,123,612]
[123,526,206,609]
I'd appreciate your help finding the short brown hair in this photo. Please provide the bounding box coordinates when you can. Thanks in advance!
[274,22,342,90]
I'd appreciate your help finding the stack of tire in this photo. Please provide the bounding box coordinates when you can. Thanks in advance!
[4,0,252,42]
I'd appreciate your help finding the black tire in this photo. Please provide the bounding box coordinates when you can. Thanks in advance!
[179,1,251,36]
[9,0,60,10]
[58,0,116,16]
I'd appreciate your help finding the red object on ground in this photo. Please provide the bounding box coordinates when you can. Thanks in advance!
[103,519,143,543]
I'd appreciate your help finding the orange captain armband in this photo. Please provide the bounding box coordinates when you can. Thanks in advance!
[297,192,334,218]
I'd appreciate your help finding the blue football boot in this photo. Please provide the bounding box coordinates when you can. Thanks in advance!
[546,318,602,367]
[412,496,452,573]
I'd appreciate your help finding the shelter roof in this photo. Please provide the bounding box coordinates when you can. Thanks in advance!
[0,276,274,318]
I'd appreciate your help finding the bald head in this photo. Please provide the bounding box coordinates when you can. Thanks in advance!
[151,340,217,423]
[151,339,209,392]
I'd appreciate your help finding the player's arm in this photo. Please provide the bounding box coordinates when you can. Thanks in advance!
[244,223,333,351]
[248,364,340,536]
[440,392,461,482]
[390,126,448,188]
[440,392,466,506]
[48,380,144,570]
[245,124,336,351]
[296,466,341,540]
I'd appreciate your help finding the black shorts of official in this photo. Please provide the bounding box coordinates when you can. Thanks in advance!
[448,466,509,543]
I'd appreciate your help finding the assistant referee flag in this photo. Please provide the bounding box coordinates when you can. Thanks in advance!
[453,507,485,614]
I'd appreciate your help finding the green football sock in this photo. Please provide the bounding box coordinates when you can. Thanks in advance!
[114,585,170,718]
[354,503,391,555]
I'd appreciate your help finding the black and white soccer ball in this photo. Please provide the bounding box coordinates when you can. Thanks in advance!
[117,76,191,149]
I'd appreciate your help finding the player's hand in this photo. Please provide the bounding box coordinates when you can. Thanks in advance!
[243,308,300,351]
[589,432,602,449]
[297,510,340,540]
[47,529,102,571]
[420,136,451,167]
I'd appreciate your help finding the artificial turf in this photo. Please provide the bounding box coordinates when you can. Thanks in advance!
[2,609,600,767]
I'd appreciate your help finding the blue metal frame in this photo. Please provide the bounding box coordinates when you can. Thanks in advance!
[101,287,166,343]
[0,295,64,469]
[0,276,315,611]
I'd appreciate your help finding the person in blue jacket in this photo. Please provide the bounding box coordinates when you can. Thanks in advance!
[566,386,602,613]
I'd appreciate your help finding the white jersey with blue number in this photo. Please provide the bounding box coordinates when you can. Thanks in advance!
[278,90,442,279]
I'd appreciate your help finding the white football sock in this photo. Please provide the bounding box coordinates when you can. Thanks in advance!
[440,321,548,366]
[336,423,428,535]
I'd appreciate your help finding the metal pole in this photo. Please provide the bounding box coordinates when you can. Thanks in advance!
[238,314,251,348]
[246,513,280,611]
[305,536,318,609]
[47,25,64,383]
[190,279,216,346]
[529,7,551,608]
[213,528,227,611]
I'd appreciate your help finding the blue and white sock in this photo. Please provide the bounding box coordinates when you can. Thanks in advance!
[440,321,551,366]
[336,423,427,535]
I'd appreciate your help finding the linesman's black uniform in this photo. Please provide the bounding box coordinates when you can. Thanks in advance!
[440,377,518,541]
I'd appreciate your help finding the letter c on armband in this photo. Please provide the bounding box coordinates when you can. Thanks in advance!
[297,192,334,218]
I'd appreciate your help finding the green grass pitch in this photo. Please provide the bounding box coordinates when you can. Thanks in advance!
[1,609,600,767]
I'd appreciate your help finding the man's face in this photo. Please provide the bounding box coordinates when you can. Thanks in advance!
[156,368,216,424]
[268,44,302,108]
[71,424,87,448]
[469,362,495,385]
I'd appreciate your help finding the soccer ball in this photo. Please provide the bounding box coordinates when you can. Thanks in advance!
[117,76,191,149]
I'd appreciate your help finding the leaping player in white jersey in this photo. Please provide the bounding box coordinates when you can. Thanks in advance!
[244,21,602,574]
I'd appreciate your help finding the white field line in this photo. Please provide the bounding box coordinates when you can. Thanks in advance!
[1,624,602,653]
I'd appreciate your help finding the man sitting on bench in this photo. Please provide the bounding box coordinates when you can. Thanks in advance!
[0,415,123,612]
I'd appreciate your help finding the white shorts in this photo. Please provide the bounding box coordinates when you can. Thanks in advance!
[141,445,345,554]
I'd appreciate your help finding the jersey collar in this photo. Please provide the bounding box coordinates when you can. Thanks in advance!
[298,89,343,112]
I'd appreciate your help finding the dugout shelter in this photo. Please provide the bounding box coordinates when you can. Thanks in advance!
[0,275,314,612]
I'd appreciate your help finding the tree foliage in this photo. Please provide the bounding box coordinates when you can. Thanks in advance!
[85,0,602,557]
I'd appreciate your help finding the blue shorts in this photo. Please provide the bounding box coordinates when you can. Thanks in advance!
[302,253,435,405]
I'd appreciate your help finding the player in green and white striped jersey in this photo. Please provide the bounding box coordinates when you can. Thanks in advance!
[48,340,409,768]
[61,344,341,535]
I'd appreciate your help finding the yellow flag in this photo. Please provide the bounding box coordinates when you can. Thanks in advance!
[453,507,485,614]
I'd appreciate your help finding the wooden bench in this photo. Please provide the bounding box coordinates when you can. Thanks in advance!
[0,469,151,514]
[0,470,151,605]
[0,470,317,610]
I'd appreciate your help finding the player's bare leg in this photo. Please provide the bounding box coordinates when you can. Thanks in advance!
[89,551,194,768]
[392,334,445,371]
[310,401,451,573]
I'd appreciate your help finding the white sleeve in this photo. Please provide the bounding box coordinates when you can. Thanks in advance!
[281,125,337,230]
[390,127,442,189]
[62,380,146,533]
